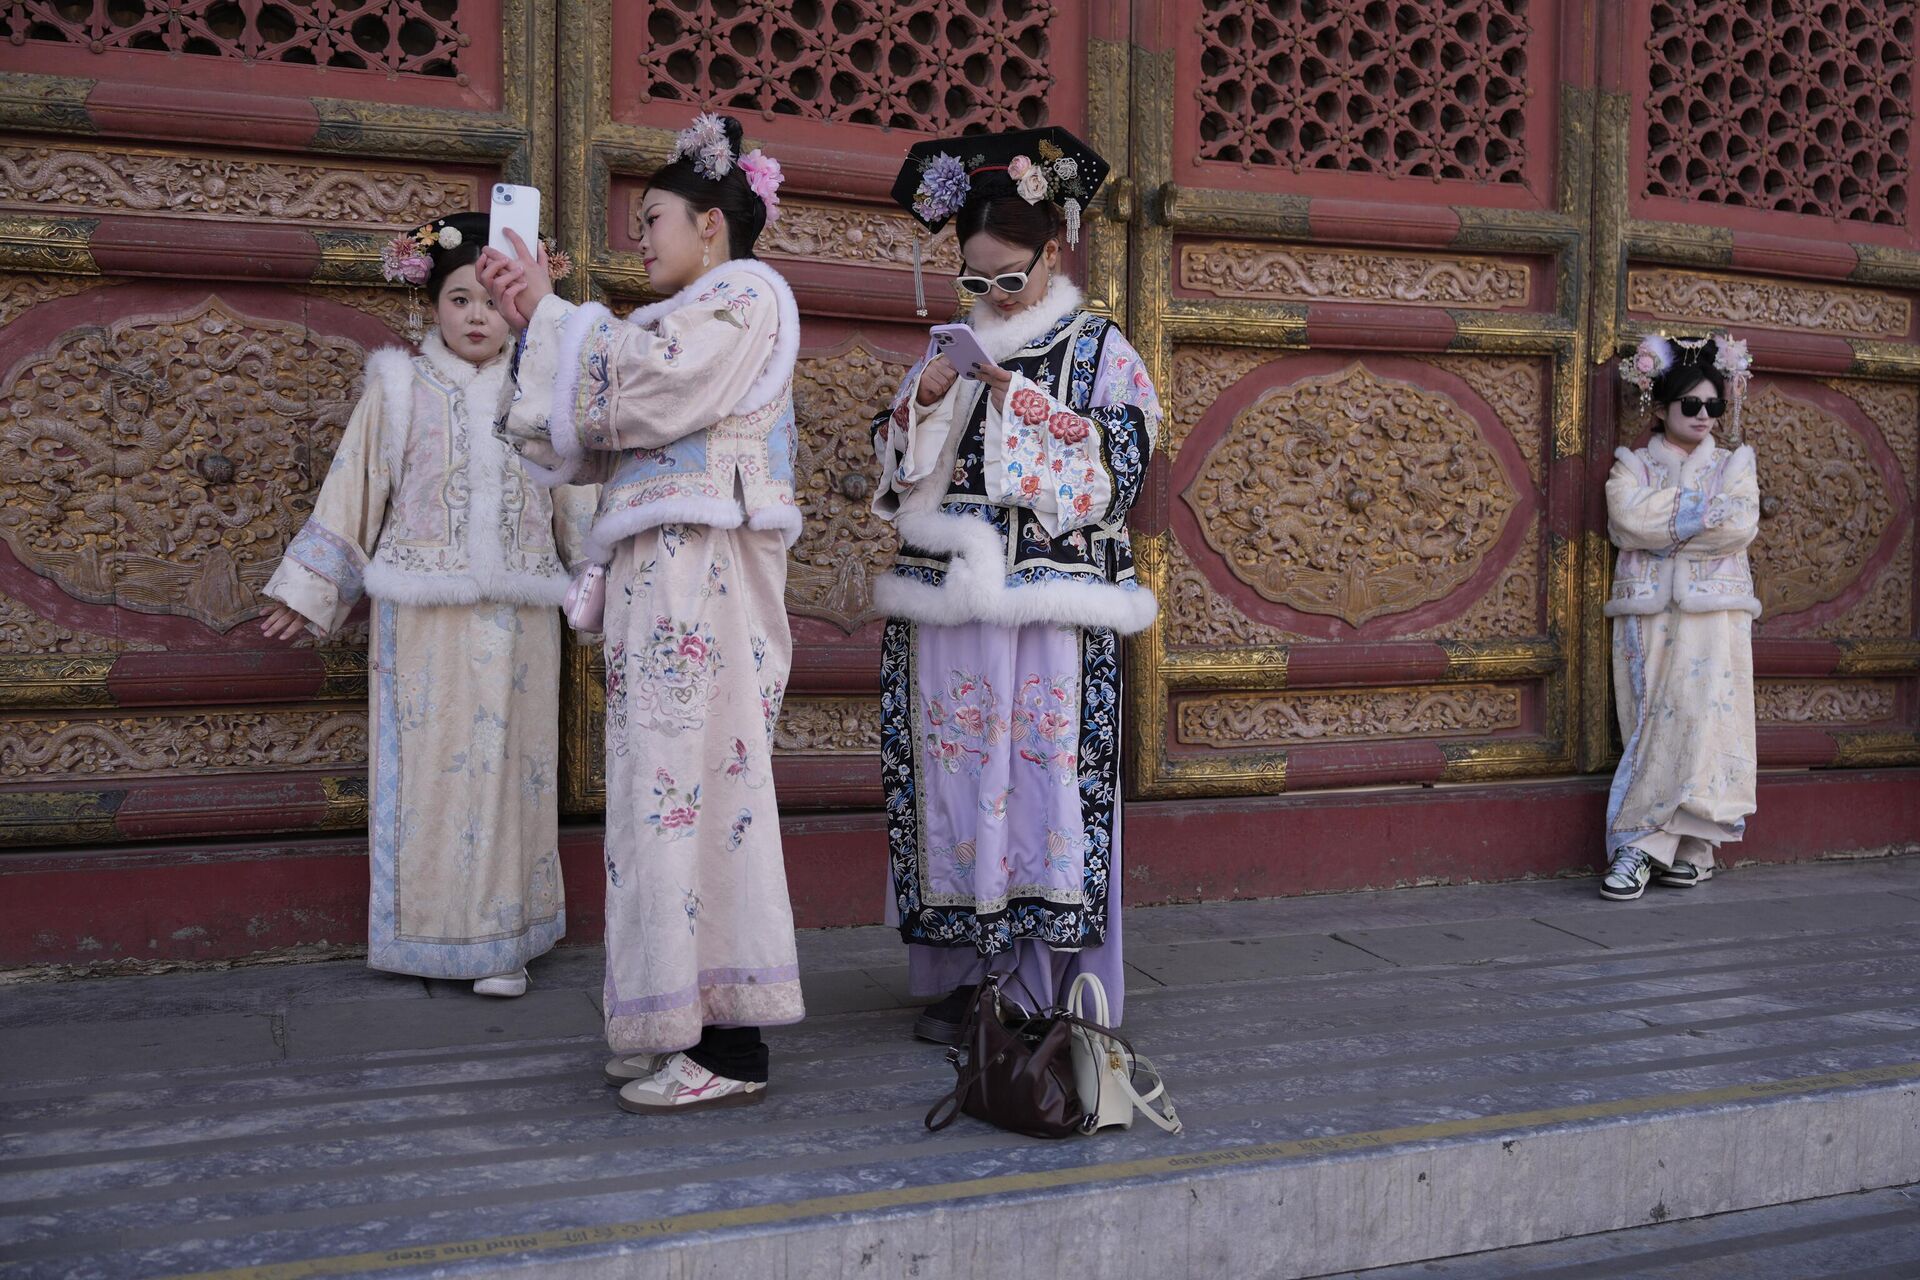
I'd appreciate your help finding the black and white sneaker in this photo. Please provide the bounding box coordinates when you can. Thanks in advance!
[1653,860,1713,888]
[1601,848,1655,900]
[912,984,977,1045]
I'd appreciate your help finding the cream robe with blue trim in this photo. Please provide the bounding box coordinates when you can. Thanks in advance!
[266,331,597,978]
[1604,431,1761,867]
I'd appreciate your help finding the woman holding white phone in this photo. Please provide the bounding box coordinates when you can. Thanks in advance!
[871,127,1163,1044]
[478,113,805,1114]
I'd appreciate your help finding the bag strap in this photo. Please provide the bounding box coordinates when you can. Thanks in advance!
[924,979,1003,1133]
[1118,1053,1183,1133]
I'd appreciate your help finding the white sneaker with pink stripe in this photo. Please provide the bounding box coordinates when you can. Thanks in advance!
[617,1051,766,1114]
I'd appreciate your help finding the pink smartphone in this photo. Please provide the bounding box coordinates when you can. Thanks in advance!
[929,323,994,379]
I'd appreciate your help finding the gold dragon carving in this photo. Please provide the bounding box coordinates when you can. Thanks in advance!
[0,710,368,780]
[1753,680,1898,725]
[1176,684,1522,748]
[1743,385,1896,618]
[1628,269,1911,340]
[1823,378,1918,501]
[750,199,962,273]
[0,143,474,228]
[1180,241,1530,310]
[0,296,364,632]
[1813,539,1912,640]
[786,338,909,634]
[1167,344,1274,462]
[773,697,883,754]
[1182,362,1520,628]
[0,272,126,327]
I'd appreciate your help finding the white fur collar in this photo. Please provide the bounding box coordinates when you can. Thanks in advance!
[968,279,1086,363]
[1649,430,1719,484]
[417,327,511,388]
[618,258,800,413]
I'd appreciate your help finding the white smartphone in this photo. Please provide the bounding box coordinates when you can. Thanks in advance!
[488,183,542,258]
[929,323,994,379]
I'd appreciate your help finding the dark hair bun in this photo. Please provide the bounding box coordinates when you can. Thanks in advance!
[719,115,745,157]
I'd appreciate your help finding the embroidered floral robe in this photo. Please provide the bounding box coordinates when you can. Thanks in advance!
[1604,432,1762,868]
[870,282,1162,1019]
[264,331,596,979]
[501,261,806,1053]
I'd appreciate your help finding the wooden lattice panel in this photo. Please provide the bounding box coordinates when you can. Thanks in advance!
[1644,1,1913,225]
[0,0,469,79]
[1192,0,1533,184]
[627,0,1057,133]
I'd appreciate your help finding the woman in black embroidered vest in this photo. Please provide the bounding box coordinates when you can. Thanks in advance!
[872,128,1163,1044]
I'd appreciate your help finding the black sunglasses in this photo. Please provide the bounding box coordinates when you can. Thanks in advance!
[1677,396,1726,419]
[956,244,1045,297]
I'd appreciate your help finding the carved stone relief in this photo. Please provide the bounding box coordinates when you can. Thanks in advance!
[0,144,476,228]
[1753,680,1898,725]
[773,697,882,755]
[0,296,364,632]
[1168,345,1275,462]
[695,199,961,274]
[1181,241,1530,310]
[1406,513,1542,641]
[787,339,908,634]
[0,596,160,655]
[1628,269,1911,339]
[1176,684,1522,748]
[1162,535,1312,647]
[0,710,368,780]
[289,285,416,341]
[1813,538,1912,640]
[1743,385,1897,617]
[1824,378,1919,501]
[1183,362,1520,627]
[0,272,125,327]
[1164,513,1542,648]
[1412,354,1545,483]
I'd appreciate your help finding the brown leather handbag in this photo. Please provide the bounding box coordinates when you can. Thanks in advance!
[924,974,1089,1139]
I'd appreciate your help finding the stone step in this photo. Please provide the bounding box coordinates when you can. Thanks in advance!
[1314,1183,1920,1279]
[0,859,1916,1279]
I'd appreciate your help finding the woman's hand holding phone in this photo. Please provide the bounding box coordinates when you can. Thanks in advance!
[477,230,552,330]
[973,361,1012,411]
[916,354,959,406]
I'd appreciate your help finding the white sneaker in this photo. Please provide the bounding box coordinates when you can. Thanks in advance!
[1654,860,1713,888]
[617,1051,766,1114]
[473,968,529,998]
[603,1052,671,1086]
[1601,848,1655,901]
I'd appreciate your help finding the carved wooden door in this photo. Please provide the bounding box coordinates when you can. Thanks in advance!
[549,0,1129,812]
[1125,1,1592,799]
[1585,3,1919,774]
[0,1,555,847]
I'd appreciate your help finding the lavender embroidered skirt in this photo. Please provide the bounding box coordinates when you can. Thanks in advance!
[882,617,1126,1022]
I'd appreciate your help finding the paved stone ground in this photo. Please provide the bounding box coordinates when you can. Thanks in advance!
[2,857,1918,1279]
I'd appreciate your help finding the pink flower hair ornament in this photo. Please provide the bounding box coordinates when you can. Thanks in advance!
[738,148,784,223]
[1617,333,1675,412]
[670,112,735,181]
[380,233,433,286]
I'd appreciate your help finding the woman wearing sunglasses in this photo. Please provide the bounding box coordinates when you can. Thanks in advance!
[868,127,1162,1043]
[1601,333,1761,901]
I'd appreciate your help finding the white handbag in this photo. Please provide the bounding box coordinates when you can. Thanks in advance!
[1066,974,1182,1134]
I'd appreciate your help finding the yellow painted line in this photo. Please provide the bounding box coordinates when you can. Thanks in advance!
[168,1061,1920,1280]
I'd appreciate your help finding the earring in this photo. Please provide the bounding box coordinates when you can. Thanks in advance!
[702,240,712,270]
